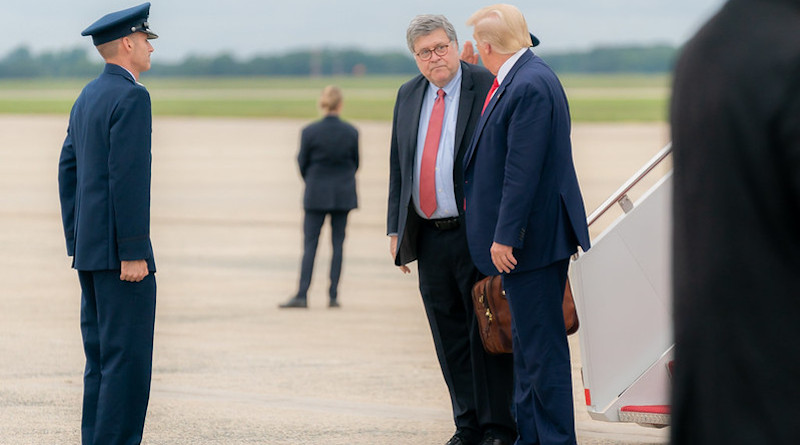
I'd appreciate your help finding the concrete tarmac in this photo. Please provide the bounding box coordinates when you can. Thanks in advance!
[0,115,670,444]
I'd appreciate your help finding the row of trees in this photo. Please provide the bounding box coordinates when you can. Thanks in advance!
[545,45,677,73]
[0,45,678,78]
[153,50,416,77]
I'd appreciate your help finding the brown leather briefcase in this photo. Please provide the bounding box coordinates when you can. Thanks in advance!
[471,275,579,355]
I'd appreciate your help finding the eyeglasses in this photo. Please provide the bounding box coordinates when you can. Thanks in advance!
[415,42,451,61]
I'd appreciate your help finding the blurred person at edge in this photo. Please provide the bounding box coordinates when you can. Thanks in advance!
[280,86,359,309]
[671,0,800,443]
[58,3,158,444]
[463,4,591,445]
[386,14,516,445]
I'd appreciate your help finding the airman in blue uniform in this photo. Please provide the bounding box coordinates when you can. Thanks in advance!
[58,3,159,444]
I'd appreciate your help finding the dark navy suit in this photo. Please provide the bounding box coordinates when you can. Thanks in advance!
[464,50,590,445]
[58,63,156,445]
[295,115,358,302]
[388,61,516,442]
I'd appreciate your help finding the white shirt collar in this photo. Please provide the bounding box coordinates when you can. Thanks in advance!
[496,47,531,86]
[120,66,145,86]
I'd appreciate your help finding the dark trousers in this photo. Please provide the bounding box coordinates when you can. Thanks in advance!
[77,270,157,445]
[297,210,349,301]
[417,222,516,440]
[503,259,575,445]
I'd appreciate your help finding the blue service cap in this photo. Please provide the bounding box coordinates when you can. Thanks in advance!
[81,2,158,46]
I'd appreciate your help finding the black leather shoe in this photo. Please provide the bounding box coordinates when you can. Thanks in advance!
[328,299,341,308]
[279,297,307,308]
[478,433,512,445]
[446,432,479,445]
[445,435,468,445]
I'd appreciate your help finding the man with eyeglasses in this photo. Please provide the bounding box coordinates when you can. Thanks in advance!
[386,14,516,445]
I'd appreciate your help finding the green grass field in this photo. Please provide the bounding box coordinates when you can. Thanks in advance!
[0,74,670,122]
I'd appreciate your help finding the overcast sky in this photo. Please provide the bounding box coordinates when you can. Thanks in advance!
[6,0,726,61]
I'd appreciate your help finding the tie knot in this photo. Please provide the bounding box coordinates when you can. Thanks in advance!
[492,78,499,89]
[437,89,445,99]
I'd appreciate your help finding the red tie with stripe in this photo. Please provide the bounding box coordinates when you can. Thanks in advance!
[482,77,499,114]
[420,89,446,218]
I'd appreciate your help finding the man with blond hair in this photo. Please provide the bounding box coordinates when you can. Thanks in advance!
[463,5,590,445]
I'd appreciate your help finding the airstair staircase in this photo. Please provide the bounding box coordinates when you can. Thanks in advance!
[569,143,673,428]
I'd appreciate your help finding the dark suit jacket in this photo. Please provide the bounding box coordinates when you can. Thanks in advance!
[58,63,155,272]
[463,51,590,276]
[671,0,800,442]
[387,61,494,266]
[298,115,359,211]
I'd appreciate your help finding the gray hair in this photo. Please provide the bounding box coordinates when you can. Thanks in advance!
[406,14,458,53]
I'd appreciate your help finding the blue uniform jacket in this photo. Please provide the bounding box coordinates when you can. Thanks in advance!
[58,63,155,272]
[463,51,590,276]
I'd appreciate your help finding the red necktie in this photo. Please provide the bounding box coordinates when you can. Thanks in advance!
[482,77,499,114]
[420,89,446,218]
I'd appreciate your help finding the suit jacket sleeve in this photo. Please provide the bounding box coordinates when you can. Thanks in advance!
[297,128,310,179]
[58,125,77,256]
[108,86,153,262]
[495,80,553,248]
[353,127,360,171]
[387,90,403,235]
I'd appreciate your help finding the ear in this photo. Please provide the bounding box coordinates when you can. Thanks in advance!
[121,35,134,53]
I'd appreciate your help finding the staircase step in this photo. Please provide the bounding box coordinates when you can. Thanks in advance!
[619,405,670,427]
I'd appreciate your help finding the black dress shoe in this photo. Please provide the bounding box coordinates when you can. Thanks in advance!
[445,435,468,445]
[446,432,479,445]
[278,297,307,308]
[328,299,341,308]
[478,433,512,445]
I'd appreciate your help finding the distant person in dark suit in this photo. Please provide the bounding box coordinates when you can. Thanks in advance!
[58,3,158,444]
[464,5,590,445]
[387,14,516,445]
[671,0,800,443]
[280,86,359,309]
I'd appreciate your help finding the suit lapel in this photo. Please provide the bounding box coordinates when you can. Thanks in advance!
[464,98,491,170]
[403,77,426,169]
[455,62,475,156]
[464,51,534,170]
